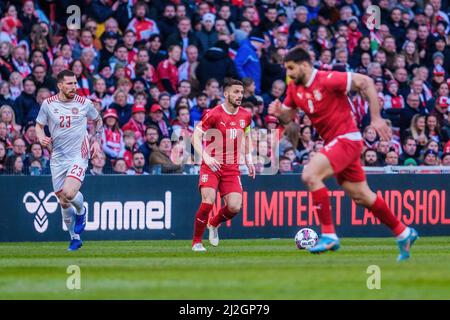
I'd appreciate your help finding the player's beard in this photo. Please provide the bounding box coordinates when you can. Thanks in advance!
[293,72,305,85]
[63,90,76,99]
[229,96,242,108]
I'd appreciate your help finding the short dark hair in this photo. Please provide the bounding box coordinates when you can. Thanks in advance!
[57,70,76,83]
[146,125,159,135]
[133,151,144,158]
[403,136,416,145]
[284,46,311,64]
[223,78,244,91]
[23,76,36,86]
[114,43,127,52]
[176,105,189,116]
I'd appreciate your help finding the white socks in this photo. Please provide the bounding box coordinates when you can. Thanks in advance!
[61,206,79,240]
[71,192,84,215]
[396,227,411,240]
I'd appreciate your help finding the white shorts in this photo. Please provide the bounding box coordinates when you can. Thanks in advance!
[50,158,89,193]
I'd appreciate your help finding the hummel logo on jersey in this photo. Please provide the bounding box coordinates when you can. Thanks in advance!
[23,190,59,233]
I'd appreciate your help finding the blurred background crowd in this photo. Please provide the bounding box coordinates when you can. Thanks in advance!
[0,0,449,176]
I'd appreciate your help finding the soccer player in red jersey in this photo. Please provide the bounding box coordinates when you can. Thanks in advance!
[269,47,418,261]
[191,79,255,252]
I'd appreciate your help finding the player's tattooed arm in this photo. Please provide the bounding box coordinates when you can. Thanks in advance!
[244,129,256,179]
[93,115,103,142]
[350,73,391,141]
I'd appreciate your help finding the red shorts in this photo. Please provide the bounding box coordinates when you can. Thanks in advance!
[198,165,243,196]
[320,133,366,185]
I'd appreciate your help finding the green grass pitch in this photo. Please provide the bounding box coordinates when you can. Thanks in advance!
[0,237,449,299]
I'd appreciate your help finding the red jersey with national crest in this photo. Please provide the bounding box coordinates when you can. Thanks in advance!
[197,104,252,174]
[283,69,359,144]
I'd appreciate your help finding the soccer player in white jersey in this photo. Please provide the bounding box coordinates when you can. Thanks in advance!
[35,70,103,251]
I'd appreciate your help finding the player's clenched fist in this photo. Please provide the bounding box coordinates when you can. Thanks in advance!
[203,153,221,172]
[268,99,282,117]
[39,136,52,148]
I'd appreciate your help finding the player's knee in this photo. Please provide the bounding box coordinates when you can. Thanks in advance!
[301,170,319,188]
[201,195,215,204]
[62,189,77,202]
[60,201,71,209]
[227,203,241,213]
[351,192,370,206]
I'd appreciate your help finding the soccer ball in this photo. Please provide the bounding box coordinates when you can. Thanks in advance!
[295,228,319,249]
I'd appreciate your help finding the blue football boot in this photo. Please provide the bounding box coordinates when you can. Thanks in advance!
[68,238,83,251]
[397,228,419,262]
[74,207,87,235]
[308,236,341,254]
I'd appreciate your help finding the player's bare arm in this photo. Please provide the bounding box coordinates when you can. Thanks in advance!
[350,73,391,141]
[244,129,255,179]
[35,122,52,151]
[90,115,103,158]
[193,125,221,172]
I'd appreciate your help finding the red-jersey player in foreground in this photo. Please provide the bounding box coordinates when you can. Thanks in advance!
[269,47,418,261]
[191,79,255,252]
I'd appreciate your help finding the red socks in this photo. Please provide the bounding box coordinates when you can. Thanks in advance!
[312,189,406,236]
[209,206,238,228]
[370,196,406,236]
[312,187,335,234]
[192,203,213,244]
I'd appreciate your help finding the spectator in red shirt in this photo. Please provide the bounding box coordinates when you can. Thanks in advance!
[157,45,181,94]
[171,105,193,139]
[121,130,138,169]
[122,104,146,146]
[101,108,124,160]
[385,80,405,109]
[126,2,160,43]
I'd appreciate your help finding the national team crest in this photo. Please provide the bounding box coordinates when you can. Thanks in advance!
[201,174,208,183]
[72,107,79,115]
[313,90,322,101]
[240,120,245,128]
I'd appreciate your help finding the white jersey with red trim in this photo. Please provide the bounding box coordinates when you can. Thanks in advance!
[36,94,99,161]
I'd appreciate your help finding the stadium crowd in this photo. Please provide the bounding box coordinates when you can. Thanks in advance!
[0,0,449,176]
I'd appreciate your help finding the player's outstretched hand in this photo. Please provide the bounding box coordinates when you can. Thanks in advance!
[371,117,391,142]
[90,140,102,159]
[268,99,282,117]
[204,153,221,172]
